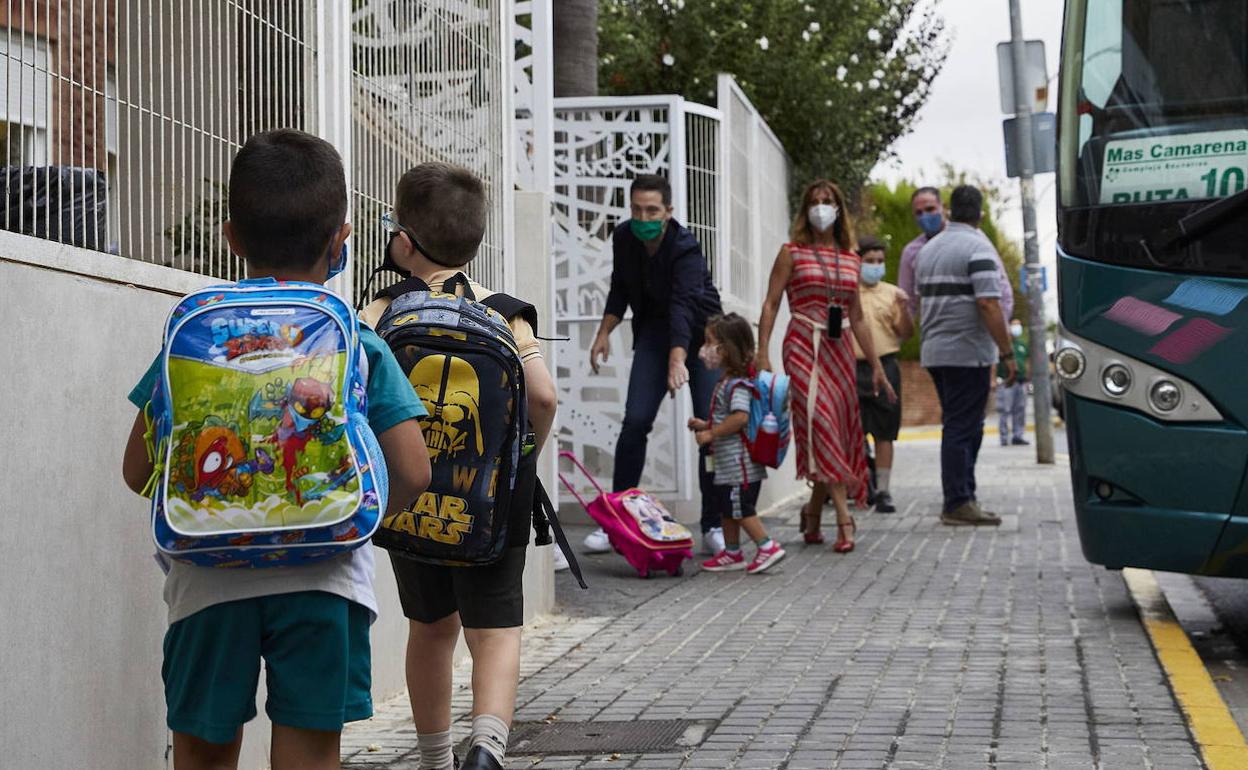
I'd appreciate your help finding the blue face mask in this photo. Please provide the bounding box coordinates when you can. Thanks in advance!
[917,212,944,237]
[326,243,348,281]
[861,263,886,285]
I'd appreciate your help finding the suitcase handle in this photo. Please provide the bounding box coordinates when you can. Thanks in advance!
[558,450,607,510]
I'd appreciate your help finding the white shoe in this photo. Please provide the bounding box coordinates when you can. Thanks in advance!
[552,546,569,572]
[702,527,725,555]
[583,528,611,553]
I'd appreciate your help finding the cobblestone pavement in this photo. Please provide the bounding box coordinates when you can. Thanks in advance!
[345,436,1203,769]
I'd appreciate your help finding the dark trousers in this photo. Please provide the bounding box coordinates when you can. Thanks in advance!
[928,366,992,513]
[613,332,725,533]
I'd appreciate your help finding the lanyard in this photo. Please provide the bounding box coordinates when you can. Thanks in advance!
[812,244,843,308]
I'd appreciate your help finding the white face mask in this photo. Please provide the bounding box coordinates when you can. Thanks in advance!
[1010,324,1024,338]
[809,204,839,232]
[698,343,722,370]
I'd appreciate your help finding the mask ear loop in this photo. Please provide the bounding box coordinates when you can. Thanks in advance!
[355,231,413,312]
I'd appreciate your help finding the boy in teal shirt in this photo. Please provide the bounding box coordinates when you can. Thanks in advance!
[121,129,432,770]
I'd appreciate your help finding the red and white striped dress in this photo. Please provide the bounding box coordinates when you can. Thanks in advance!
[782,242,869,503]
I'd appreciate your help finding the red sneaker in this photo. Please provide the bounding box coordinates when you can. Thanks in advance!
[701,550,746,572]
[747,541,786,574]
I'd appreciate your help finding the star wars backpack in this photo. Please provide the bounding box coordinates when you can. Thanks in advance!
[370,274,584,587]
[143,278,387,568]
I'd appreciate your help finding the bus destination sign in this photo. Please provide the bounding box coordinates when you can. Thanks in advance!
[1100,129,1248,205]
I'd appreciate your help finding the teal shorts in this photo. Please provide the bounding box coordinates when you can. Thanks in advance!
[162,591,372,744]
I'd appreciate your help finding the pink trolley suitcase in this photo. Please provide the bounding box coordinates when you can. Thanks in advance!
[558,451,693,578]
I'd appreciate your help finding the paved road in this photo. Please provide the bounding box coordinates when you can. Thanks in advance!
[344,434,1202,769]
[1159,570,1248,741]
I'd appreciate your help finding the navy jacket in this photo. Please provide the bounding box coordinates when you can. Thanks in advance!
[603,219,723,352]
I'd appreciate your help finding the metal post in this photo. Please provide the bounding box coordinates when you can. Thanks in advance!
[1008,0,1054,464]
[317,0,353,299]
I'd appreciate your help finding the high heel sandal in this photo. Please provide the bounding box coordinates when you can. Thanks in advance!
[800,504,825,545]
[833,517,856,553]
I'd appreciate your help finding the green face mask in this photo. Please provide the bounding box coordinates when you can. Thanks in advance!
[630,218,664,241]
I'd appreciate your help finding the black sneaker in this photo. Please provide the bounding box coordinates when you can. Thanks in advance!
[874,491,896,513]
[1011,437,1030,446]
[461,745,503,770]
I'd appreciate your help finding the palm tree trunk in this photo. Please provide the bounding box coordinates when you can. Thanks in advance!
[552,0,598,97]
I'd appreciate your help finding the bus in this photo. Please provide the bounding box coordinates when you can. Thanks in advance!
[1055,0,1248,575]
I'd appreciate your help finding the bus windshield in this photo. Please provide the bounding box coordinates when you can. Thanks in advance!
[1059,0,1248,273]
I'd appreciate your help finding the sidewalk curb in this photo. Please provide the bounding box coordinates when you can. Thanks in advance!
[1123,568,1248,770]
[759,490,808,520]
[898,418,1064,443]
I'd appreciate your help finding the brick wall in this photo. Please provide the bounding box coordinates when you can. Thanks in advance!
[900,359,939,427]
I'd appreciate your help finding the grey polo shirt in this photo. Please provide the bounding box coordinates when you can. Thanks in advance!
[916,222,1005,368]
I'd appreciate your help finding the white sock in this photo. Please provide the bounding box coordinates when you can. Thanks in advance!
[470,713,509,764]
[417,728,454,770]
[877,468,892,492]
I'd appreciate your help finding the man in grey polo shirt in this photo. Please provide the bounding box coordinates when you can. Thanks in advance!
[916,185,1018,526]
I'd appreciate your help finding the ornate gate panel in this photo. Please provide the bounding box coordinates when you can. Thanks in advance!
[552,97,719,501]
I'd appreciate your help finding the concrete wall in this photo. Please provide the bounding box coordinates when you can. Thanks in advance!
[514,192,557,611]
[0,217,556,769]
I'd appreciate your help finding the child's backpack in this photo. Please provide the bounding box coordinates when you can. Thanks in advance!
[144,278,387,568]
[727,370,792,469]
[558,451,692,578]
[370,274,585,586]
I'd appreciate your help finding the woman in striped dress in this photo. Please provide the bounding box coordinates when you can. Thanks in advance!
[756,180,896,552]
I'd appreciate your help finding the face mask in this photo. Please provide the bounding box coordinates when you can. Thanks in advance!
[327,243,348,281]
[917,211,944,237]
[631,218,665,241]
[698,343,722,370]
[1010,324,1024,338]
[808,204,838,232]
[861,263,886,285]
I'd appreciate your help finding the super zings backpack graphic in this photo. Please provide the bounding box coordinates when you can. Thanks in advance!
[371,274,584,585]
[143,278,387,568]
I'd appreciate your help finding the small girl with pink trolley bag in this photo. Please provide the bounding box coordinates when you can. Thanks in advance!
[558,451,693,578]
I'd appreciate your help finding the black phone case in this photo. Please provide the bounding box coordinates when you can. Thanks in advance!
[827,304,843,338]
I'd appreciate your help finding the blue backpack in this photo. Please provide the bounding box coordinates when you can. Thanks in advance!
[142,278,387,568]
[726,370,792,469]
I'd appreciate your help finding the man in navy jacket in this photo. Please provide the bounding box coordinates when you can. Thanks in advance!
[587,175,726,554]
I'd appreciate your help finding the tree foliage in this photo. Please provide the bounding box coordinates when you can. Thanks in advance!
[598,0,948,194]
[862,171,1026,360]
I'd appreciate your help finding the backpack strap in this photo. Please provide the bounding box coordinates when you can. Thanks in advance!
[375,275,434,301]
[712,377,757,448]
[534,480,588,589]
[480,292,539,331]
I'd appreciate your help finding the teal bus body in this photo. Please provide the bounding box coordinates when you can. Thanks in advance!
[1060,254,1248,574]
[1058,0,1248,575]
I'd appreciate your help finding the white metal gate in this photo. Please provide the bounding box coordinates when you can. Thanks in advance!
[553,82,789,503]
[1,1,514,294]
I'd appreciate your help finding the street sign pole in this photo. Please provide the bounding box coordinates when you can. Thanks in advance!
[1009,0,1055,465]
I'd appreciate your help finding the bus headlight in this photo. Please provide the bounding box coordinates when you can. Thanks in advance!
[1055,347,1086,380]
[1102,364,1132,397]
[1056,328,1223,423]
[1149,380,1182,413]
